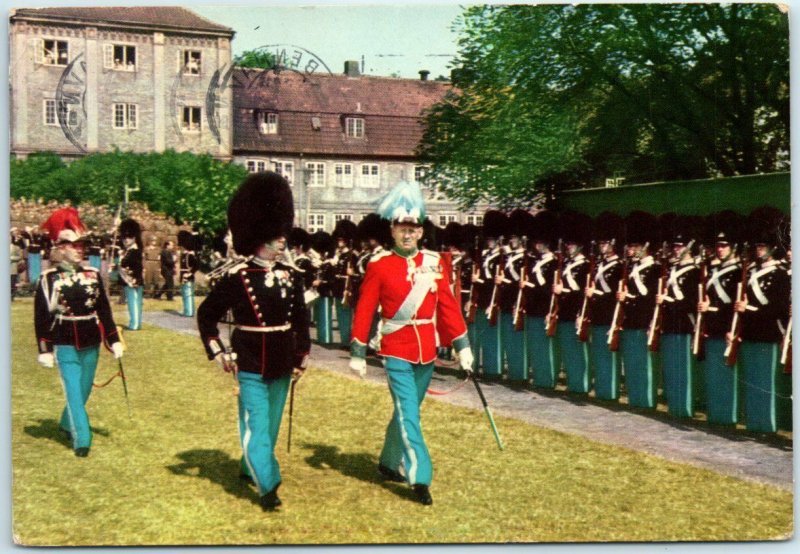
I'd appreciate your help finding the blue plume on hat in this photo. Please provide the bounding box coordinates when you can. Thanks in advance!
[376,180,427,225]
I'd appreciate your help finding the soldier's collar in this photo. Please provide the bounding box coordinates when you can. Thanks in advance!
[393,246,419,258]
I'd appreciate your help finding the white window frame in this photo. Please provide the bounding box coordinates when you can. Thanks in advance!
[345,117,364,138]
[466,215,484,226]
[103,43,137,71]
[183,50,202,76]
[307,213,326,233]
[182,106,202,132]
[37,39,69,66]
[43,99,57,126]
[334,163,354,188]
[258,112,278,135]
[272,160,295,186]
[334,214,353,224]
[438,214,458,227]
[245,159,268,173]
[112,103,138,129]
[306,162,326,187]
[414,165,428,182]
[359,164,380,188]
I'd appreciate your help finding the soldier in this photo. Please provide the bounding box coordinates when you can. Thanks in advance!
[197,172,310,511]
[348,181,474,506]
[10,230,23,300]
[289,227,317,305]
[354,214,389,350]
[35,207,124,456]
[656,215,702,418]
[499,210,533,384]
[86,233,103,271]
[618,211,661,409]
[585,212,624,400]
[311,231,336,344]
[523,210,560,389]
[118,219,144,330]
[476,210,508,379]
[331,220,358,348]
[776,213,792,432]
[552,211,592,393]
[697,211,743,425]
[27,229,44,283]
[155,240,176,301]
[177,231,200,317]
[143,235,162,298]
[734,206,791,433]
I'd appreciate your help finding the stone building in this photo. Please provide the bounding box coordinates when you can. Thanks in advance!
[9,7,235,161]
[232,62,487,232]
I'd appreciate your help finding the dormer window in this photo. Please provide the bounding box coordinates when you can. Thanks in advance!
[103,44,136,71]
[258,112,278,134]
[345,117,364,138]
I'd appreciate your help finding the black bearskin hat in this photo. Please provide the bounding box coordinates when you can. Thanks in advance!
[658,212,678,247]
[748,206,785,248]
[624,211,659,247]
[332,219,357,244]
[119,218,143,250]
[669,215,704,247]
[177,230,194,250]
[311,231,335,257]
[482,210,508,241]
[422,219,442,250]
[228,172,294,256]
[528,210,558,247]
[289,227,311,252]
[462,223,480,251]
[442,222,465,248]
[558,210,592,246]
[709,210,744,246]
[594,211,624,247]
[508,209,534,240]
[357,213,391,245]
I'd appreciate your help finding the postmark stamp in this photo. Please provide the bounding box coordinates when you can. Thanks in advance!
[56,53,88,152]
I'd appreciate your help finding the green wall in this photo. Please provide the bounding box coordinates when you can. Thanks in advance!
[556,172,790,216]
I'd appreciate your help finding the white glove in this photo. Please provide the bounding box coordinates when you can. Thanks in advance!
[37,353,54,368]
[215,351,238,373]
[349,357,367,378]
[111,342,124,359]
[456,347,474,372]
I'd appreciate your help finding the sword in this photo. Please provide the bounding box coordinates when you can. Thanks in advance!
[117,358,131,419]
[469,371,504,450]
[287,378,297,453]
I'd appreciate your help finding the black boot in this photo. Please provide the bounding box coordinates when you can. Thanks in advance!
[74,447,90,457]
[260,484,282,511]
[239,473,255,486]
[378,463,405,483]
[412,484,432,506]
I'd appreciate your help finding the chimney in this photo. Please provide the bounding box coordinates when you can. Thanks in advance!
[344,60,360,77]
[419,70,430,81]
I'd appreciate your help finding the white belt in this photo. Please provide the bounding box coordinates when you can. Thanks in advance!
[235,323,291,333]
[56,314,98,322]
[382,318,433,326]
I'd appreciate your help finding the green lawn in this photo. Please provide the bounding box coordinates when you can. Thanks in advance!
[10,298,793,545]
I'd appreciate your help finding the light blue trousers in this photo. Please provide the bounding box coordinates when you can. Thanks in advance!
[28,252,42,283]
[335,301,353,345]
[621,329,658,408]
[125,286,143,330]
[661,333,695,418]
[558,320,590,393]
[501,312,527,381]
[526,316,559,389]
[740,342,780,433]
[314,297,333,344]
[591,324,620,400]
[703,338,738,425]
[237,372,291,495]
[380,357,435,486]
[87,254,101,271]
[181,281,195,317]
[478,311,502,377]
[56,345,100,450]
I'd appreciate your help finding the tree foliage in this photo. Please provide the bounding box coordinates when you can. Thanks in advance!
[10,150,248,236]
[233,49,277,69]
[418,3,789,208]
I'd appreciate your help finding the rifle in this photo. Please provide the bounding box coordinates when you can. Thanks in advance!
[452,251,462,300]
[466,236,480,324]
[103,204,122,266]
[608,256,629,352]
[487,237,505,327]
[513,237,529,332]
[647,242,669,352]
[341,241,354,308]
[576,241,596,342]
[545,239,563,337]
[724,243,749,366]
[692,246,709,359]
[781,313,792,373]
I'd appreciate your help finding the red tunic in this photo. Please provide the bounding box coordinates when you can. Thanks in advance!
[351,249,468,364]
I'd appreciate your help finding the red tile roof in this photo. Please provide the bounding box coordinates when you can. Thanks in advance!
[232,68,451,158]
[12,7,234,35]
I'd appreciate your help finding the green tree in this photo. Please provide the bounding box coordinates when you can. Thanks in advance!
[233,49,277,69]
[419,4,789,207]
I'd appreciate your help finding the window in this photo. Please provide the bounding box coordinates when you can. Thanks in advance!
[439,214,458,227]
[182,107,201,132]
[246,159,267,173]
[306,162,325,187]
[359,164,380,188]
[308,213,326,233]
[345,117,364,138]
[466,215,484,226]
[38,39,68,66]
[104,44,136,71]
[183,50,201,75]
[43,100,57,126]
[414,165,427,182]
[334,163,353,188]
[334,214,353,224]
[272,161,294,185]
[258,112,278,134]
[113,103,138,129]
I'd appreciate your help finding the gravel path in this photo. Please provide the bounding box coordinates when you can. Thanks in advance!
[147,309,793,491]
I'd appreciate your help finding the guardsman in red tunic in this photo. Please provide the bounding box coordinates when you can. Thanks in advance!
[349,181,474,506]
[197,172,310,511]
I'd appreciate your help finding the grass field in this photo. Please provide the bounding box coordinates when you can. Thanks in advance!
[10,298,794,545]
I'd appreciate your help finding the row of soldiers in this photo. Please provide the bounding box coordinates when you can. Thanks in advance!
[285,207,792,435]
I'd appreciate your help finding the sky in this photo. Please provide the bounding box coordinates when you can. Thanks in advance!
[194,3,466,79]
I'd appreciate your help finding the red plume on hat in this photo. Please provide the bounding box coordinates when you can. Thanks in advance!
[41,207,86,243]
